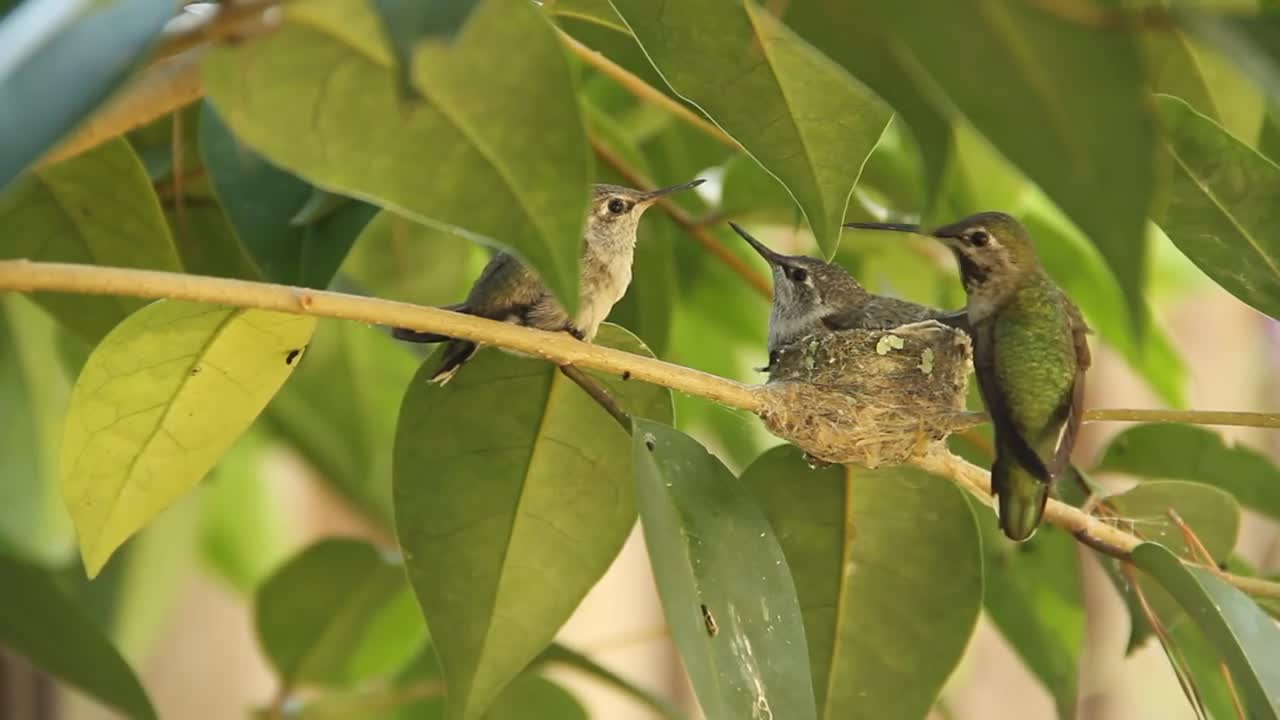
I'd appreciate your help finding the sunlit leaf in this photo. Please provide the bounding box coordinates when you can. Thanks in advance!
[203,0,590,312]
[634,423,816,720]
[394,324,672,720]
[0,550,155,720]
[62,300,316,576]
[740,447,982,720]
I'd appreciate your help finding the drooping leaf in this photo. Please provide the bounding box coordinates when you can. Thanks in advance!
[848,0,1158,329]
[1097,423,1280,523]
[371,0,481,97]
[0,0,175,186]
[611,0,892,256]
[740,446,982,720]
[256,538,424,689]
[200,104,377,288]
[0,138,182,342]
[1134,542,1280,720]
[634,423,817,720]
[394,324,672,720]
[203,0,590,312]
[0,550,155,720]
[62,300,316,576]
[1156,94,1280,321]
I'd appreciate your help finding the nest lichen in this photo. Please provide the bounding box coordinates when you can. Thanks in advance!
[756,321,975,467]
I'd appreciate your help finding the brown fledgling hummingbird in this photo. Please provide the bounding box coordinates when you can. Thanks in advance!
[846,213,1091,541]
[728,222,967,371]
[394,179,704,383]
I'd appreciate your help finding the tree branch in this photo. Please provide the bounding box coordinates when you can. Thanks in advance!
[1084,409,1280,429]
[4,259,1279,601]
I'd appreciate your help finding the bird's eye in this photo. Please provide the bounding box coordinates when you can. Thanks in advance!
[786,267,808,283]
[969,230,990,247]
[607,198,627,214]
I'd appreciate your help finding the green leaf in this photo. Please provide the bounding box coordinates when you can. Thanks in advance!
[1108,481,1240,562]
[264,321,418,528]
[0,550,155,720]
[339,211,487,308]
[634,425,817,720]
[1134,542,1280,720]
[1097,423,1280,523]
[1180,9,1280,113]
[199,430,289,593]
[0,0,174,186]
[203,0,590,312]
[484,674,586,720]
[200,104,377,288]
[1156,94,1280,321]
[0,138,183,341]
[538,644,687,720]
[740,446,982,720]
[0,295,74,563]
[256,538,424,688]
[371,0,481,97]
[394,324,672,720]
[612,0,891,257]
[62,300,316,576]
[851,0,1157,328]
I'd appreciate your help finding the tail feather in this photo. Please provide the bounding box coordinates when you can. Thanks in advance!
[992,452,1050,542]
[391,304,468,344]
[430,341,478,384]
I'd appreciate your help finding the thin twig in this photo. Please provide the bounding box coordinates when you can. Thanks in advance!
[559,365,632,432]
[1028,0,1176,31]
[1084,408,1280,429]
[1123,561,1211,720]
[559,31,740,151]
[590,138,773,298]
[151,0,281,61]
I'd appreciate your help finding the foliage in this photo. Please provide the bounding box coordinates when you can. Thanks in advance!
[3,1,1280,718]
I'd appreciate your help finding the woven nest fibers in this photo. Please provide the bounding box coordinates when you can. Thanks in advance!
[755,321,975,467]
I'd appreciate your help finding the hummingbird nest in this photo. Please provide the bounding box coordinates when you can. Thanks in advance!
[756,321,977,467]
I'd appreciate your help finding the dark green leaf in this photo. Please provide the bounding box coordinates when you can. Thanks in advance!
[0,0,174,186]
[1134,542,1280,720]
[203,0,590,312]
[0,138,183,341]
[1097,423,1280,523]
[200,104,376,288]
[634,423,816,720]
[256,538,424,688]
[612,0,892,256]
[0,550,155,720]
[740,446,982,720]
[1156,94,1280,321]
[372,0,481,97]
[537,644,687,720]
[394,324,672,720]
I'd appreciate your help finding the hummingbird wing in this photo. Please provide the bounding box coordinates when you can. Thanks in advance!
[973,320,1052,483]
[1050,300,1093,477]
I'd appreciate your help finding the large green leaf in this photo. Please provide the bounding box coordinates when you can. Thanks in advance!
[0,138,183,341]
[265,320,418,528]
[394,324,672,720]
[339,211,487,308]
[0,550,155,720]
[611,0,892,257]
[538,644,687,720]
[200,104,377,288]
[849,0,1157,328]
[203,0,590,312]
[634,424,817,720]
[740,446,982,720]
[1180,9,1280,111]
[0,0,174,186]
[1156,94,1280,321]
[0,295,73,563]
[1134,543,1280,720]
[1109,481,1240,562]
[256,538,424,689]
[1097,423,1280,523]
[62,300,316,576]
[371,0,482,96]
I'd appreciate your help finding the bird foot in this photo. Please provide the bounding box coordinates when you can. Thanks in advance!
[566,326,587,341]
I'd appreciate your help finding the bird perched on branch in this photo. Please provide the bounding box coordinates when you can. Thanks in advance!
[394,179,704,383]
[846,213,1091,541]
[728,222,967,371]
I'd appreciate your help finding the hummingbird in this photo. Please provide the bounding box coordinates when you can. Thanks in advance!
[846,213,1092,541]
[728,222,967,371]
[393,179,704,383]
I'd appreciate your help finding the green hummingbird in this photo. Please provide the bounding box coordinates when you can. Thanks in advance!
[846,213,1091,541]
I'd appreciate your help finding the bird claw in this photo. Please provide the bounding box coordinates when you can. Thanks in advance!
[566,326,587,341]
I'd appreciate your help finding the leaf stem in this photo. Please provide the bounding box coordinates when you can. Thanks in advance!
[559,365,632,432]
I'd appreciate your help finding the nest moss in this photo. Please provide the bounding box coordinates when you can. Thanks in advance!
[756,321,975,467]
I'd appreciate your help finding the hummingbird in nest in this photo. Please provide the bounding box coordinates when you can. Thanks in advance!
[393,179,704,383]
[846,213,1092,541]
[728,222,967,371]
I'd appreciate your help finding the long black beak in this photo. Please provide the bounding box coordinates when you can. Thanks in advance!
[728,222,784,265]
[842,221,922,233]
[638,177,706,203]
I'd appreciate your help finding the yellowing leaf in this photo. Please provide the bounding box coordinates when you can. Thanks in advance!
[62,301,316,576]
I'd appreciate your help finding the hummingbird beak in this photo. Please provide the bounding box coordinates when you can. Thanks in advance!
[842,221,922,233]
[728,222,784,266]
[636,178,706,205]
